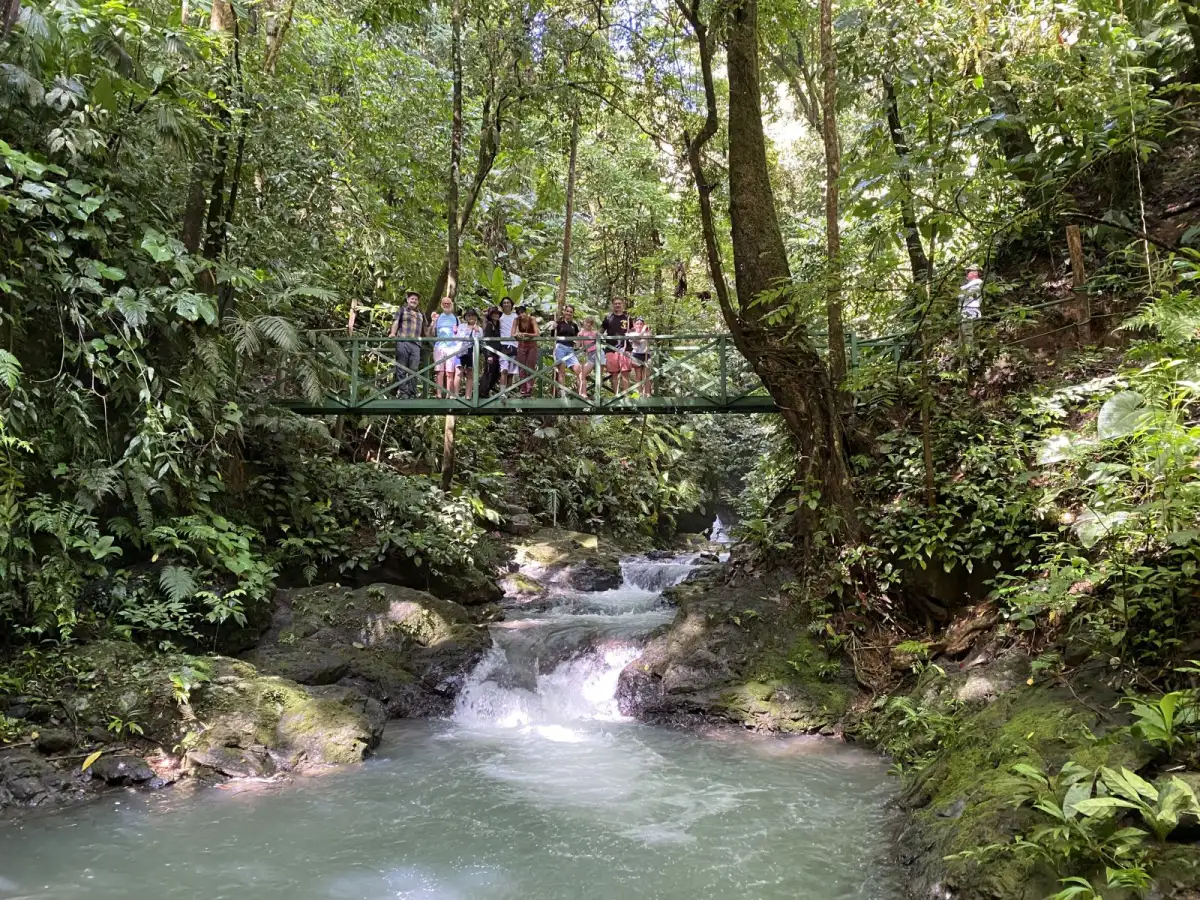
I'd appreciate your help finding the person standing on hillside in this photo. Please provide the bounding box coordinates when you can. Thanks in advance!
[601,297,633,395]
[498,298,518,391]
[389,289,425,399]
[959,266,983,350]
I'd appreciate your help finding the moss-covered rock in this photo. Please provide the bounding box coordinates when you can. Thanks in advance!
[184,660,385,775]
[883,661,1155,900]
[616,569,856,732]
[509,527,624,593]
[244,583,490,717]
[0,641,387,814]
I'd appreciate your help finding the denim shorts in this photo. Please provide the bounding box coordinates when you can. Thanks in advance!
[554,343,580,367]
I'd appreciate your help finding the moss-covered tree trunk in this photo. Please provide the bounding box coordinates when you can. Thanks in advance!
[724,0,858,534]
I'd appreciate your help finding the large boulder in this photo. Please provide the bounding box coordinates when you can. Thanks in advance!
[0,641,387,814]
[351,558,503,607]
[185,661,387,776]
[616,570,856,733]
[510,528,624,594]
[244,583,490,717]
[0,749,95,810]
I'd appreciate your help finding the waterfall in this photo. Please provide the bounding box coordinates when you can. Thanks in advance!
[452,552,700,729]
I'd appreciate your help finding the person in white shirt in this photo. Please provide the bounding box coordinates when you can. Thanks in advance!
[959,267,983,349]
[498,298,518,389]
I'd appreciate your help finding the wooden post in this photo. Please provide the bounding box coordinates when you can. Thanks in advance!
[1066,224,1090,339]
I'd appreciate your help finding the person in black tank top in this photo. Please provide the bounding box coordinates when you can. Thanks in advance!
[551,305,584,397]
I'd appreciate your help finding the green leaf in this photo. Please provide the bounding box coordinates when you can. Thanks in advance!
[1073,796,1137,817]
[92,72,118,113]
[1098,391,1150,439]
[141,228,175,263]
[159,565,197,603]
[0,349,21,390]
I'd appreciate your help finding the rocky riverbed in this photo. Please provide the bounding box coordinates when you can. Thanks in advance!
[0,526,683,817]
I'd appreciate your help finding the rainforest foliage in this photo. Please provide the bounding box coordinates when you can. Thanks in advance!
[5,0,1200,892]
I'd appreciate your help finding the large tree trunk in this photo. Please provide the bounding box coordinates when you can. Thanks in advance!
[427,98,502,314]
[818,0,846,384]
[724,0,858,533]
[441,0,464,494]
[554,108,580,319]
[446,0,462,304]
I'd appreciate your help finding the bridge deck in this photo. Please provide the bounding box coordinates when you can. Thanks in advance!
[274,333,808,416]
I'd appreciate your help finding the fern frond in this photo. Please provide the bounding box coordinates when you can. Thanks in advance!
[254,315,301,352]
[159,565,197,603]
[0,349,21,390]
[228,315,260,357]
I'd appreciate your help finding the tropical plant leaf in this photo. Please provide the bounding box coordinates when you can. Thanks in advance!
[159,565,197,603]
[1098,391,1150,440]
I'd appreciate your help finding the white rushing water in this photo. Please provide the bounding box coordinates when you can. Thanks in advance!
[453,555,692,729]
[0,552,901,900]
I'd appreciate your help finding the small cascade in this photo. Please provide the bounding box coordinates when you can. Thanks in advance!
[452,551,701,730]
[619,554,700,593]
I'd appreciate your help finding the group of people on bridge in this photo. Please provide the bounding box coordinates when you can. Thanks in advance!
[387,292,656,401]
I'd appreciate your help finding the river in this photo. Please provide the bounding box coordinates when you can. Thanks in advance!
[0,555,900,899]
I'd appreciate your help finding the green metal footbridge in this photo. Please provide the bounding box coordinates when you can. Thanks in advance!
[274,332,908,417]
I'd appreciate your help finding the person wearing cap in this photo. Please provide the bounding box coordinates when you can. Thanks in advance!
[550,304,584,396]
[388,289,425,399]
[959,266,983,349]
[601,297,633,394]
[456,308,482,399]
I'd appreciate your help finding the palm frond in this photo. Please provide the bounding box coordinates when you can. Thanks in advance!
[254,315,301,352]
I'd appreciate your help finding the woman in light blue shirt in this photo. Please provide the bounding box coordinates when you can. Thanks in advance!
[428,296,462,398]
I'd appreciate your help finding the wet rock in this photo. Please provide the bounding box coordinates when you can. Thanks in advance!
[564,559,622,592]
[501,572,546,600]
[187,746,275,779]
[502,513,537,536]
[427,566,504,607]
[86,726,115,744]
[511,528,626,594]
[617,569,855,733]
[245,584,490,719]
[0,749,93,811]
[645,550,675,561]
[35,729,76,755]
[89,755,156,786]
[186,659,386,773]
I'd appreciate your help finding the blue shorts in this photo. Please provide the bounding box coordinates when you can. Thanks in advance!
[554,344,580,367]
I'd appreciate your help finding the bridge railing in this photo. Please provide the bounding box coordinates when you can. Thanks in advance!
[273,333,774,415]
